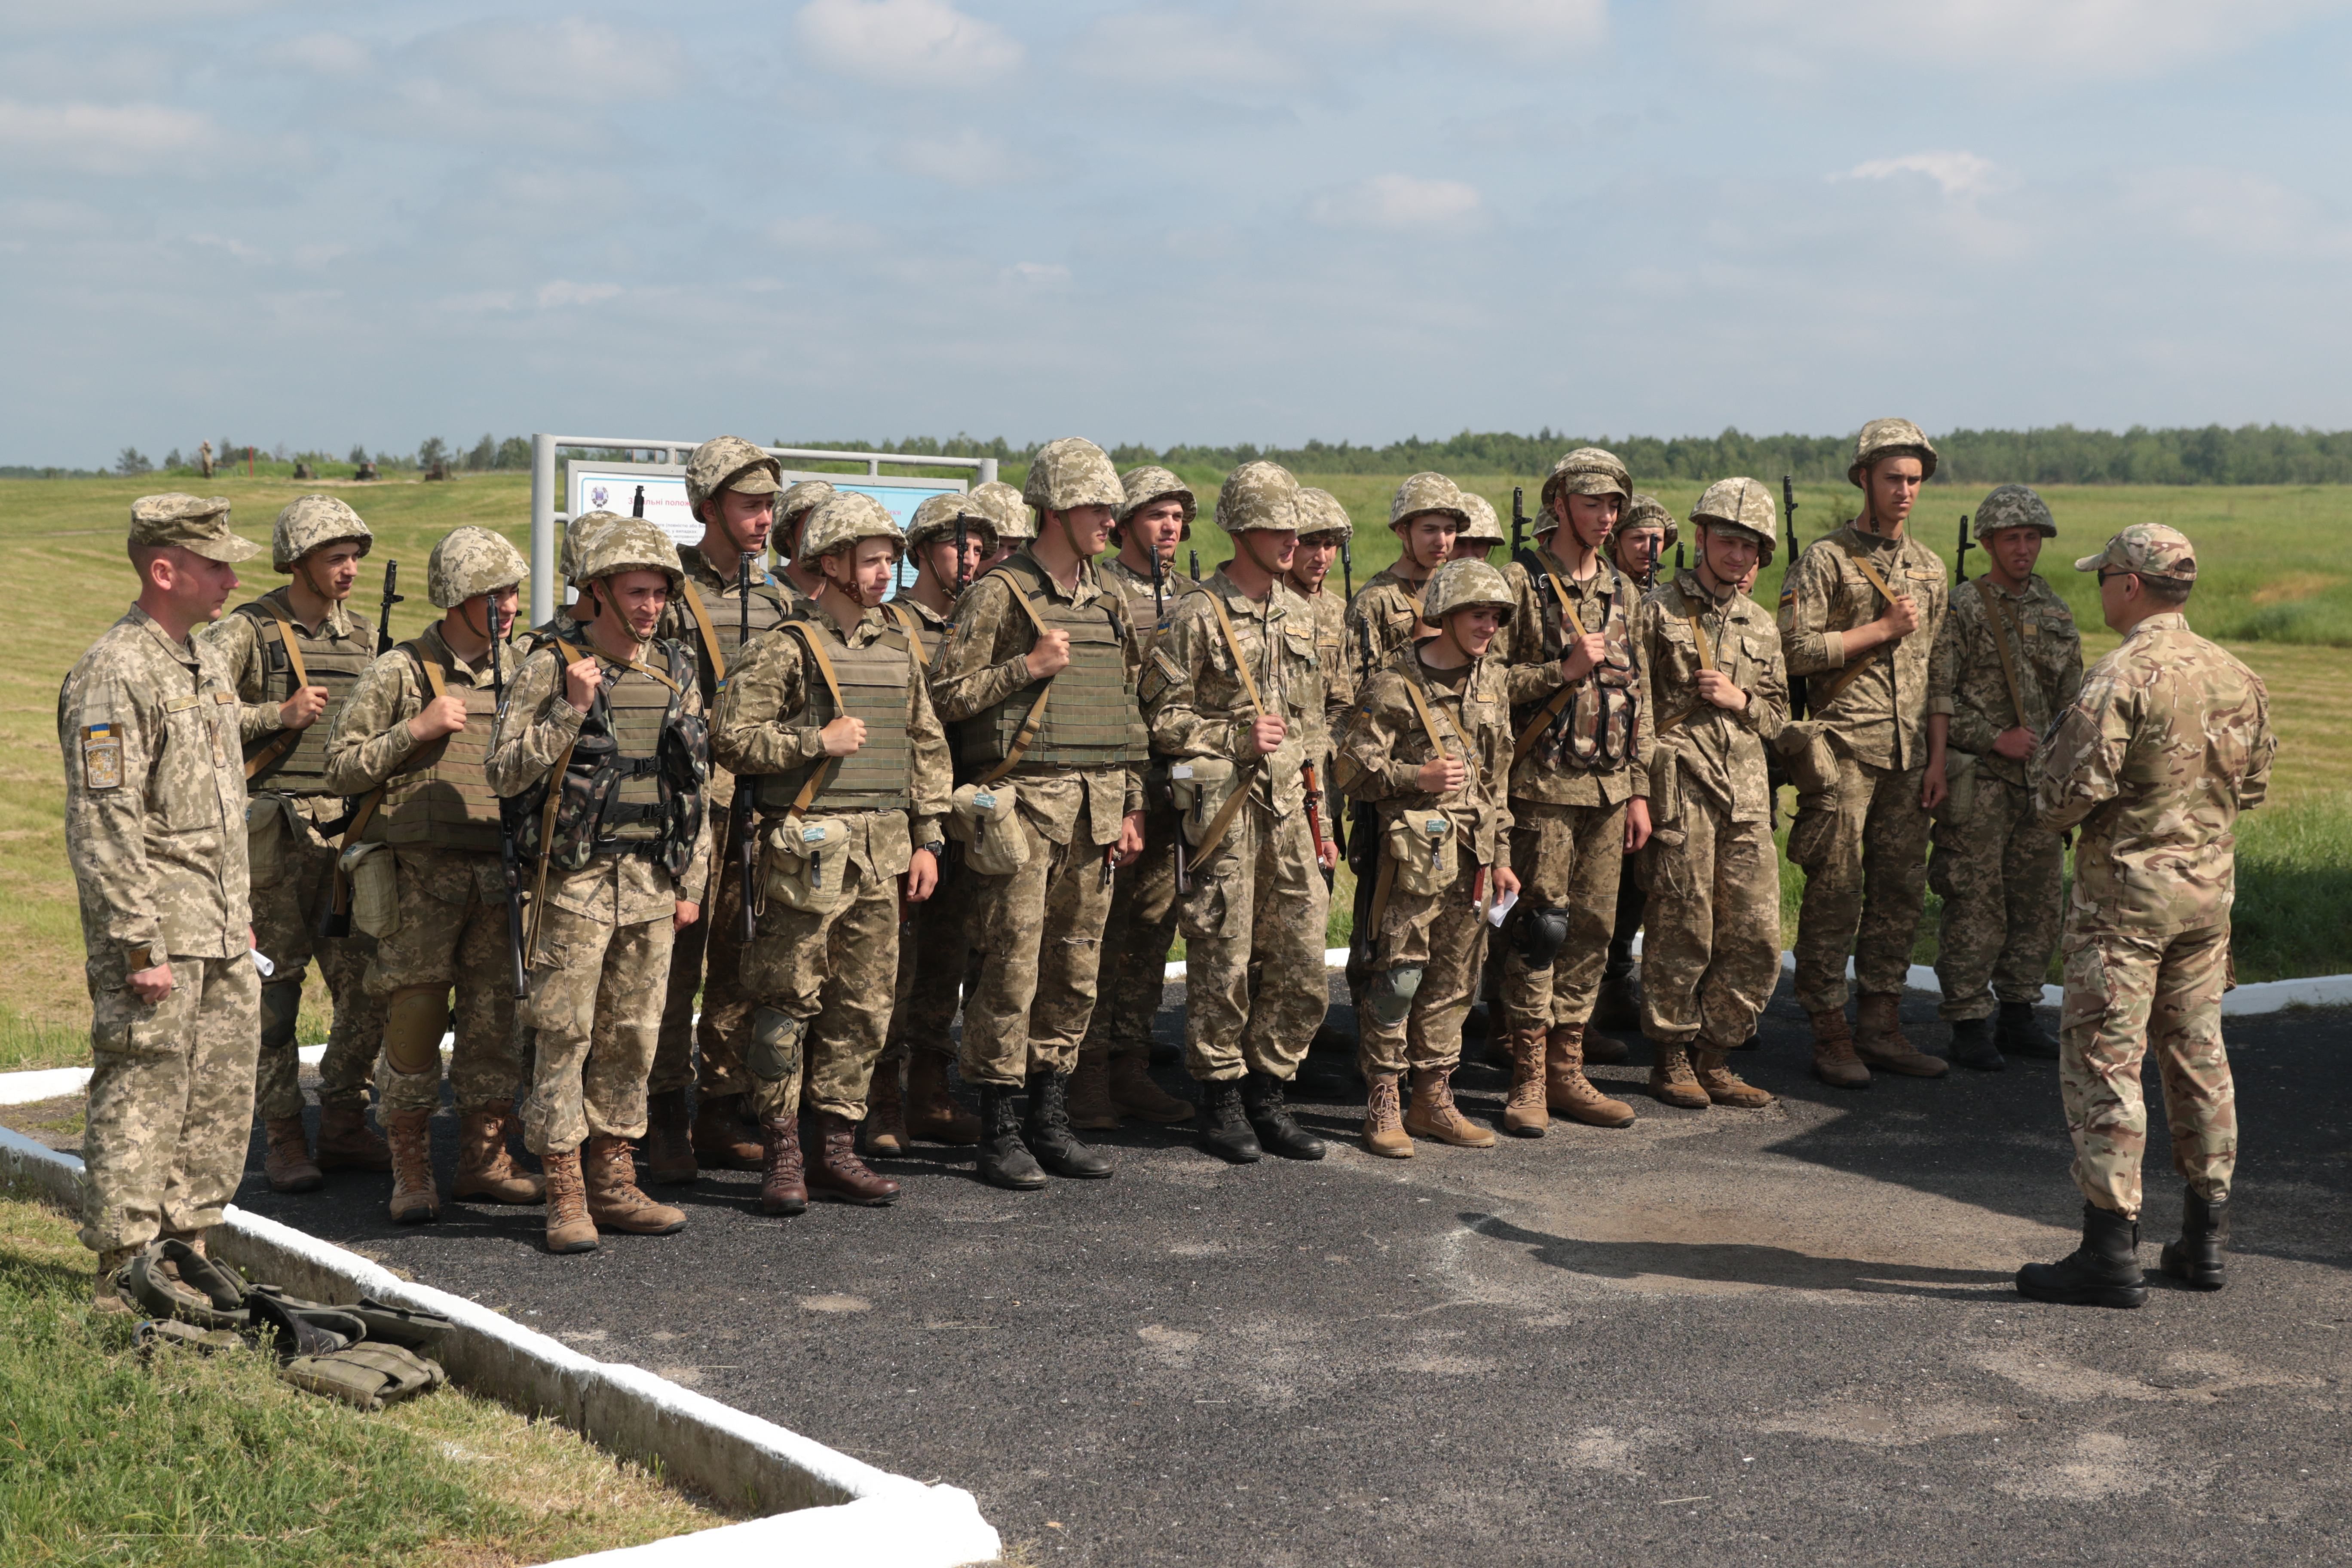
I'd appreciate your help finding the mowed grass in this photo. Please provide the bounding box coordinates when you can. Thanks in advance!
[0,1182,723,1567]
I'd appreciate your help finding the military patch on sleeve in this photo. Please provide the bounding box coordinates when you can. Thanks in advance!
[81,723,122,790]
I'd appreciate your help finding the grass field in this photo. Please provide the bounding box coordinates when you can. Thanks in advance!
[0,471,2342,1067]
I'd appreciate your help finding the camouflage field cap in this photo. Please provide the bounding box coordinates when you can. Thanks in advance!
[1023,438,1124,513]
[2075,523,2196,583]
[685,436,782,514]
[905,491,995,554]
[427,526,529,609]
[562,510,622,580]
[1848,417,1939,487]
[1611,492,1680,554]
[1215,460,1303,534]
[130,493,259,563]
[1690,477,1778,561]
[1419,558,1516,624]
[1973,483,2056,540]
[1455,491,1506,546]
[271,494,373,572]
[1539,447,1633,517]
[1389,471,1470,530]
[1115,465,1196,537]
[575,515,684,589]
[1296,487,1354,543]
[972,480,1035,542]
[798,491,906,561]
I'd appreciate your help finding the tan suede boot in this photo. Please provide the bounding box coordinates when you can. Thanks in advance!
[542,1149,598,1254]
[1502,1026,1550,1138]
[638,1089,696,1183]
[1110,1050,1195,1124]
[1405,1066,1498,1148]
[92,1246,137,1313]
[1855,993,1948,1078]
[384,1108,439,1225]
[691,1091,766,1171]
[1545,1025,1636,1128]
[1648,1041,1711,1109]
[1362,1072,1413,1158]
[1809,1007,1871,1090]
[1067,1048,1119,1131]
[263,1116,323,1193]
[1694,1049,1774,1108]
[583,1135,687,1234]
[859,1060,910,1156]
[906,1052,982,1145]
[453,1109,545,1204]
[315,1102,392,1172]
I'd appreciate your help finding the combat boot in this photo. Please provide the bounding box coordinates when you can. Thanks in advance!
[315,1102,392,1172]
[583,1134,687,1234]
[2160,1188,2230,1291]
[93,1246,137,1313]
[1362,1072,1412,1158]
[384,1108,439,1225]
[453,1109,544,1204]
[808,1112,903,1204]
[760,1114,807,1216]
[2017,1202,2146,1309]
[542,1150,598,1254]
[1501,1027,1549,1137]
[1197,1079,1262,1164]
[1024,1071,1115,1179]
[1243,1071,1326,1161]
[1946,1016,2005,1072]
[1647,1041,1711,1109]
[1808,1007,1871,1090]
[1405,1066,1497,1148]
[639,1089,697,1182]
[1546,1025,1636,1128]
[977,1086,1046,1191]
[691,1091,765,1172]
[1854,993,1947,1078]
[1998,999,2061,1060]
[859,1061,909,1158]
[1694,1049,1774,1108]
[906,1053,982,1145]
[1111,1050,1195,1124]
[263,1116,323,1193]
[1591,969,1642,1033]
[1066,1049,1120,1132]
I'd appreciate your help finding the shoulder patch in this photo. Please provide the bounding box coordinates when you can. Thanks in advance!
[81,723,122,790]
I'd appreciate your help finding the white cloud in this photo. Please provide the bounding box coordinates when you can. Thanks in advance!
[268,32,370,76]
[1841,151,2000,199]
[1307,173,1484,231]
[795,0,1023,85]
[890,129,1033,187]
[1067,11,1298,85]
[1009,261,1071,287]
[538,280,623,308]
[0,98,224,175]
[0,0,290,31]
[189,231,267,262]
[438,18,683,100]
[1278,0,1607,49]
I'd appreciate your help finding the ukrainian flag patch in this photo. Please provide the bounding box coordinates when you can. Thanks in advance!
[82,723,122,790]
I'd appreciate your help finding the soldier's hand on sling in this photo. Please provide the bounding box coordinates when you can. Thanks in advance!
[673,900,700,931]
[905,847,939,902]
[1994,725,2037,761]
[408,692,470,742]
[127,961,174,1004]
[1248,714,1288,756]
[1694,668,1747,712]
[1878,593,1921,640]
[821,716,867,756]
[563,655,603,713]
[1416,753,1467,793]
[1024,628,1072,680]
[279,684,330,730]
[1560,631,1608,682]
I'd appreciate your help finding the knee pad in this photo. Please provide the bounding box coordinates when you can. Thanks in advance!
[383,986,449,1077]
[258,980,304,1054]
[1513,905,1571,971]
[748,1005,806,1084]
[1366,966,1423,1028]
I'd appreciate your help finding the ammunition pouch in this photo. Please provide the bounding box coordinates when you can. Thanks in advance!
[1513,904,1571,970]
[1169,756,1240,848]
[946,783,1027,877]
[338,841,399,939]
[1934,750,1981,827]
[245,794,295,886]
[1774,720,1843,871]
[1383,808,1458,898]
[760,815,851,915]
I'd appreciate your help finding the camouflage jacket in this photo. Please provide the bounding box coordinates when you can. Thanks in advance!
[1142,571,1325,818]
[2032,612,2275,934]
[1637,571,1789,824]
[322,621,503,800]
[203,587,373,750]
[1344,566,1428,683]
[1778,523,1950,771]
[1338,645,1513,870]
[1295,584,1354,764]
[58,606,251,967]
[1927,573,2083,788]
[1497,544,1653,806]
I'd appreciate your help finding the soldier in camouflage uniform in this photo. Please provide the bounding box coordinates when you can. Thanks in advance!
[775,479,837,603]
[715,493,951,1213]
[1287,488,1358,1057]
[2018,525,2275,1308]
[1634,481,1789,1113]
[1068,466,1200,1131]
[1924,485,2083,1071]
[1778,418,1952,1087]
[489,519,711,1253]
[62,496,263,1294]
[931,438,1146,1189]
[202,495,391,1192]
[1592,493,1678,1040]
[1339,560,1518,1154]
[1496,448,1654,1122]
[325,526,544,1225]
[1144,461,1332,1164]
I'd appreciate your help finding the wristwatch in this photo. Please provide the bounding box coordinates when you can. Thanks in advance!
[920,839,947,859]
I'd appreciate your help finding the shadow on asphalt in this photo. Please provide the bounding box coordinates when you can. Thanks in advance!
[1461,1211,2015,1298]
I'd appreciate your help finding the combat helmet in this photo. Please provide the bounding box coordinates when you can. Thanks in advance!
[561,510,623,580]
[1419,558,1516,624]
[684,436,781,517]
[1216,461,1303,533]
[1688,478,1778,564]
[776,478,837,549]
[272,494,373,573]
[1389,471,1470,530]
[1538,447,1633,522]
[1296,487,1354,542]
[1848,418,1939,487]
[1972,484,2055,539]
[1115,465,1195,541]
[971,480,1034,543]
[797,492,906,561]
[906,491,995,555]
[1456,492,1506,548]
[427,526,530,609]
[1022,438,1124,513]
[1611,492,1680,555]
[575,516,684,590]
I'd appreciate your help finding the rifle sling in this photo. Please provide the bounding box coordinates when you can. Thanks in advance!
[1510,554,1599,763]
[886,602,929,667]
[1811,537,1910,708]
[977,566,1058,788]
[245,612,317,780]
[1656,600,1720,736]
[778,622,849,820]
[1186,584,1274,867]
[523,641,592,966]
[676,580,728,687]
[1972,577,2030,731]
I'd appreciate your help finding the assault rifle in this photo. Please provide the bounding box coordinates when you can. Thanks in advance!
[1149,530,1165,623]
[375,561,403,654]
[733,553,760,945]
[1303,760,1332,891]
[954,511,971,594]
[1188,547,1200,583]
[1783,475,1805,720]
[631,485,646,518]
[1511,487,1527,557]
[1956,513,1974,582]
[1340,539,1353,607]
[491,603,530,998]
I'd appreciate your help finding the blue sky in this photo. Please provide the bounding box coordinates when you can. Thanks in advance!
[7,0,2352,466]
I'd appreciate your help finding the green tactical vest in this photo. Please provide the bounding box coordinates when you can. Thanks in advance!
[233,591,376,794]
[753,612,915,816]
[1511,548,1640,772]
[376,637,505,853]
[959,556,1142,775]
[600,659,677,843]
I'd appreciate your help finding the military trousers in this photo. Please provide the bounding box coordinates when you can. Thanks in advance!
[1501,799,1626,1032]
[81,951,260,1253]
[2059,918,2236,1219]
[364,847,524,1116]
[1788,748,1930,1014]
[1929,772,2065,1021]
[248,795,383,1119]
[959,804,1117,1088]
[743,852,900,1124]
[650,802,754,1099]
[881,855,975,1071]
[1637,792,1782,1050]
[1605,856,1645,986]
[1079,796,1181,1066]
[1180,802,1329,1084]
[1358,848,1486,1077]
[518,900,672,1156]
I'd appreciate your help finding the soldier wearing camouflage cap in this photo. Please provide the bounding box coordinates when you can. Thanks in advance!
[322,526,540,1226]
[776,479,837,602]
[61,496,263,1296]
[929,438,1146,1188]
[2017,523,2273,1309]
[488,518,710,1253]
[1779,420,1953,1087]
[1923,485,2082,1072]
[200,495,392,1193]
[1337,559,1520,1154]
[1140,461,1331,1164]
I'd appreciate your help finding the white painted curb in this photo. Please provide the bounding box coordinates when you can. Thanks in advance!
[0,1126,1000,1568]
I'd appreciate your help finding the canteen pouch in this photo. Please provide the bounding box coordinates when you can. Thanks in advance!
[1169,756,1239,848]
[245,796,293,886]
[1384,808,1458,898]
[338,842,400,939]
[761,816,851,914]
[1935,750,1981,827]
[946,782,1027,876]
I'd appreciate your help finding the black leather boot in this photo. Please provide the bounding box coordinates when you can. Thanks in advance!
[1023,1071,1114,1180]
[977,1086,1047,1191]
[1242,1071,1325,1161]
[1997,1000,2060,1059]
[2017,1203,2147,1308]
[1947,1016,2005,1072]
[1197,1078,1262,1164]
[2160,1187,2229,1291]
